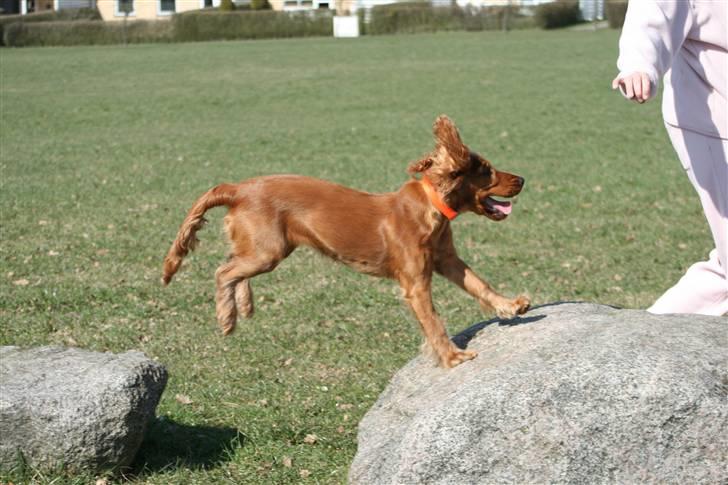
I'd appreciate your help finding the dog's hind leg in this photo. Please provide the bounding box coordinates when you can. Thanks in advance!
[235,279,254,318]
[215,254,282,335]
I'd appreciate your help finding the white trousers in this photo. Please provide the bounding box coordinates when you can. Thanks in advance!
[648,123,728,316]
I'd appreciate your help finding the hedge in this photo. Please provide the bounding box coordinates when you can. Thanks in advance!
[534,0,581,29]
[1,3,541,48]
[249,0,272,10]
[0,7,100,45]
[364,3,535,36]
[2,10,333,47]
[171,9,332,41]
[3,19,173,47]
[605,0,628,29]
[219,0,236,11]
[367,4,461,35]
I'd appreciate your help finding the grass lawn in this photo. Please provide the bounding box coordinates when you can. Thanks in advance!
[0,29,709,484]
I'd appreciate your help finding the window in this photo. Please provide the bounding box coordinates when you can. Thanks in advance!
[283,0,331,9]
[159,0,175,14]
[116,0,134,16]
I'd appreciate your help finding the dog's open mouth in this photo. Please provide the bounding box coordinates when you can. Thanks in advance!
[483,196,513,218]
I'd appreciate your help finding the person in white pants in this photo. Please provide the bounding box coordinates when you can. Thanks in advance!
[613,0,727,316]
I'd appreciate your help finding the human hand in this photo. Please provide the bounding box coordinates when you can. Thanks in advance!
[612,72,651,104]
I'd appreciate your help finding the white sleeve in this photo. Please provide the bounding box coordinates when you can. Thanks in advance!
[616,0,693,99]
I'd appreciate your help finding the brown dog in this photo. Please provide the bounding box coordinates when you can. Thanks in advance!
[162,115,530,368]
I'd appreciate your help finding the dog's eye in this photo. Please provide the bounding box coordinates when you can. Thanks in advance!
[450,170,463,179]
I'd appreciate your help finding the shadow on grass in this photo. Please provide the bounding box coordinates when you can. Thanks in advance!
[129,416,243,477]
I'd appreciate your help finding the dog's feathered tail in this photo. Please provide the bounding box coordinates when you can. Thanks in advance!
[162,183,238,285]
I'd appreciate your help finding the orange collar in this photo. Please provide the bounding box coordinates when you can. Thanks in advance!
[421,176,458,221]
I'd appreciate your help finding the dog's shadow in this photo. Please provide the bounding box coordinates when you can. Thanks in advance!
[452,313,547,350]
[129,416,243,476]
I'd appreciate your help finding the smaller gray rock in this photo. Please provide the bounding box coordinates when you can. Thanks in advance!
[0,346,167,473]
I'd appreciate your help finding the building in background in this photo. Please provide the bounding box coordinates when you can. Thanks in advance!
[1,0,606,23]
[3,0,550,16]
[0,0,76,14]
[0,0,225,18]
[95,0,217,20]
[1,0,93,14]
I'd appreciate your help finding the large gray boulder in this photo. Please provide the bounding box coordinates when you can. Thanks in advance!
[349,303,728,484]
[0,346,167,473]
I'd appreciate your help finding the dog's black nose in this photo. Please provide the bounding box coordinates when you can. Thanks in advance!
[517,176,525,187]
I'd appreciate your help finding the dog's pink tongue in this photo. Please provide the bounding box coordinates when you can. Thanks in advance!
[487,198,512,215]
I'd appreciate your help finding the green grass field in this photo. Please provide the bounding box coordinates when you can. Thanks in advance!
[0,29,710,484]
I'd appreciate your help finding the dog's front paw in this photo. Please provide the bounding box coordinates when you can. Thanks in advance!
[495,295,531,319]
[443,348,477,368]
[513,295,531,315]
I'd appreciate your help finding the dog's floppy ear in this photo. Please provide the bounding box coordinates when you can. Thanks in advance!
[407,156,433,175]
[433,115,469,162]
